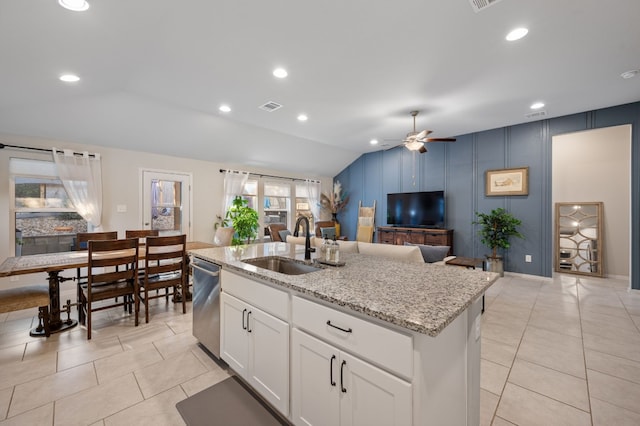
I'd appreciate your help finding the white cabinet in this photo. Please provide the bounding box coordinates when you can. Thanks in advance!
[220,291,290,415]
[292,328,411,426]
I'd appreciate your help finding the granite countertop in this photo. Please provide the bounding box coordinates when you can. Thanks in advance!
[190,242,499,337]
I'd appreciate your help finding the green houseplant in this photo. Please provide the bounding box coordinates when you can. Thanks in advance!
[473,208,524,276]
[226,196,259,245]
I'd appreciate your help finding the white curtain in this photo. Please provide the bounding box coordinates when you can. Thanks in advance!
[306,179,321,221]
[53,148,103,230]
[223,170,249,215]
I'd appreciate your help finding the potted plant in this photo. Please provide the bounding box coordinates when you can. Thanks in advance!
[226,196,259,245]
[473,208,524,276]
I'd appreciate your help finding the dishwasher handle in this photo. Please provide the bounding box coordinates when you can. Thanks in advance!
[191,262,220,277]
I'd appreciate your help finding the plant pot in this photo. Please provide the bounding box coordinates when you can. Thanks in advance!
[485,256,504,277]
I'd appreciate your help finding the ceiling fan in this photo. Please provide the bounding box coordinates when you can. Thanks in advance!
[390,111,456,153]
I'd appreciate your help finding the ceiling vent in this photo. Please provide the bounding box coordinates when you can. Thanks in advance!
[525,110,547,120]
[469,0,504,12]
[259,101,283,112]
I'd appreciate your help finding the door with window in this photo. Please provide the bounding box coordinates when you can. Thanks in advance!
[142,170,192,239]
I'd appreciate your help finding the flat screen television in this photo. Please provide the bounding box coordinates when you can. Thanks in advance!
[387,191,445,228]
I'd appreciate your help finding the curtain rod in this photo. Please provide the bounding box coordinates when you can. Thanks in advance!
[219,168,320,183]
[0,142,97,158]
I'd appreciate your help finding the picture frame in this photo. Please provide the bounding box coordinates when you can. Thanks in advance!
[485,167,529,196]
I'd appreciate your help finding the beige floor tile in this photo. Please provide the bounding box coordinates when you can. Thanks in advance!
[165,316,192,335]
[583,332,640,363]
[481,337,517,367]
[89,421,105,426]
[134,350,208,399]
[152,331,199,359]
[481,320,525,347]
[0,402,53,426]
[585,348,640,384]
[587,369,640,414]
[9,362,97,417]
[57,336,123,371]
[590,397,640,426]
[23,328,87,360]
[481,359,510,396]
[0,352,57,391]
[0,325,41,350]
[54,373,144,426]
[94,342,163,383]
[527,308,582,338]
[517,326,585,379]
[190,346,224,372]
[103,386,187,426]
[480,388,499,426]
[180,367,231,397]
[491,417,517,425]
[496,383,591,426]
[580,309,637,331]
[118,323,176,350]
[0,317,34,335]
[508,358,589,411]
[0,388,12,421]
[631,315,640,329]
[0,344,25,365]
[581,318,640,344]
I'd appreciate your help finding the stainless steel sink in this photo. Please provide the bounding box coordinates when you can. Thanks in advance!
[242,256,322,275]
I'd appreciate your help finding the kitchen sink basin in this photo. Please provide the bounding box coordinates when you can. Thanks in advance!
[242,256,322,275]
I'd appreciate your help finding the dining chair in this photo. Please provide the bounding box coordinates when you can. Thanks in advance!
[79,238,139,339]
[74,231,118,323]
[125,229,159,244]
[139,234,187,323]
[314,221,336,238]
[266,223,288,242]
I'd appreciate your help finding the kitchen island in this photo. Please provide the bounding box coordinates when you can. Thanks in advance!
[190,242,499,426]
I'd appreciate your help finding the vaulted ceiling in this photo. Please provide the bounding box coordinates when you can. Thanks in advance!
[1,0,639,176]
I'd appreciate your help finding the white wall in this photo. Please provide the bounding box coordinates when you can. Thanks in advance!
[0,133,332,288]
[552,124,631,278]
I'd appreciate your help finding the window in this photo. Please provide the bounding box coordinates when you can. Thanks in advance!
[294,183,315,235]
[263,181,291,239]
[11,158,87,256]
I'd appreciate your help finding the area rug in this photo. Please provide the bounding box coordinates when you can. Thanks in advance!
[176,376,288,426]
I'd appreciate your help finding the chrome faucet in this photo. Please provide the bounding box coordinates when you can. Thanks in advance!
[293,216,312,260]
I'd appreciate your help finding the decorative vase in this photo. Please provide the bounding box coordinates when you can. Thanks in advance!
[485,256,504,277]
[331,213,341,237]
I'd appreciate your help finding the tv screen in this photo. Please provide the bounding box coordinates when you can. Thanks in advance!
[387,191,445,228]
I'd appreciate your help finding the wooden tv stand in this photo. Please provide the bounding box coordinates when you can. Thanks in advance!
[377,226,454,255]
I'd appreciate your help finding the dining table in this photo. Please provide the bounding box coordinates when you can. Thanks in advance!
[0,241,215,336]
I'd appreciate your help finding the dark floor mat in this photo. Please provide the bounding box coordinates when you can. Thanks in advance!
[176,376,288,426]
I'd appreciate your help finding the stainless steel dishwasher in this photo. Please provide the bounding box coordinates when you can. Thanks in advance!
[191,256,221,358]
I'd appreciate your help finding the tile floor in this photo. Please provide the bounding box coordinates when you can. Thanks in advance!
[0,274,639,425]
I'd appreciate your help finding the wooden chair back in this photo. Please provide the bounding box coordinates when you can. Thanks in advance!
[82,238,140,339]
[267,223,288,242]
[139,234,187,322]
[125,229,159,244]
[314,221,336,239]
[76,231,118,251]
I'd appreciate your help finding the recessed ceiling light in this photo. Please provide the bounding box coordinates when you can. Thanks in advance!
[506,27,528,41]
[297,114,308,121]
[370,139,379,145]
[621,69,639,79]
[58,0,90,11]
[530,102,545,109]
[59,74,80,82]
[273,68,288,79]
[219,105,231,112]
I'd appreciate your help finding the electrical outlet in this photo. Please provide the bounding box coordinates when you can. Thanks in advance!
[525,255,532,263]
[116,204,127,213]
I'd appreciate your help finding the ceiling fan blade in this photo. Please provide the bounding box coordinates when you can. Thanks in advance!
[418,145,427,154]
[415,130,428,140]
[426,137,456,142]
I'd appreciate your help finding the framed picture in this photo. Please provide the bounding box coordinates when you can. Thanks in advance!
[485,167,529,196]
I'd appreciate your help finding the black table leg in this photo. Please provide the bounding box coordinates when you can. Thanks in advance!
[30,271,78,337]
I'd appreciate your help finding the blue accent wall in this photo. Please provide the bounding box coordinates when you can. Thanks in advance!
[335,101,640,290]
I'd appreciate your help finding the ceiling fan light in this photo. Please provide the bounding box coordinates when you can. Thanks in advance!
[405,140,424,151]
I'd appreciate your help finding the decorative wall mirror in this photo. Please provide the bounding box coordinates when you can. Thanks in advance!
[555,202,604,277]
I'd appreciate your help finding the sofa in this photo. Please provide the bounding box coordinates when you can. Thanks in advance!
[285,236,455,265]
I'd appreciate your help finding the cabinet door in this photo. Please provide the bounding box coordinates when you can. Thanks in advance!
[220,293,250,378]
[248,306,290,415]
[340,351,412,426]
[291,329,340,426]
